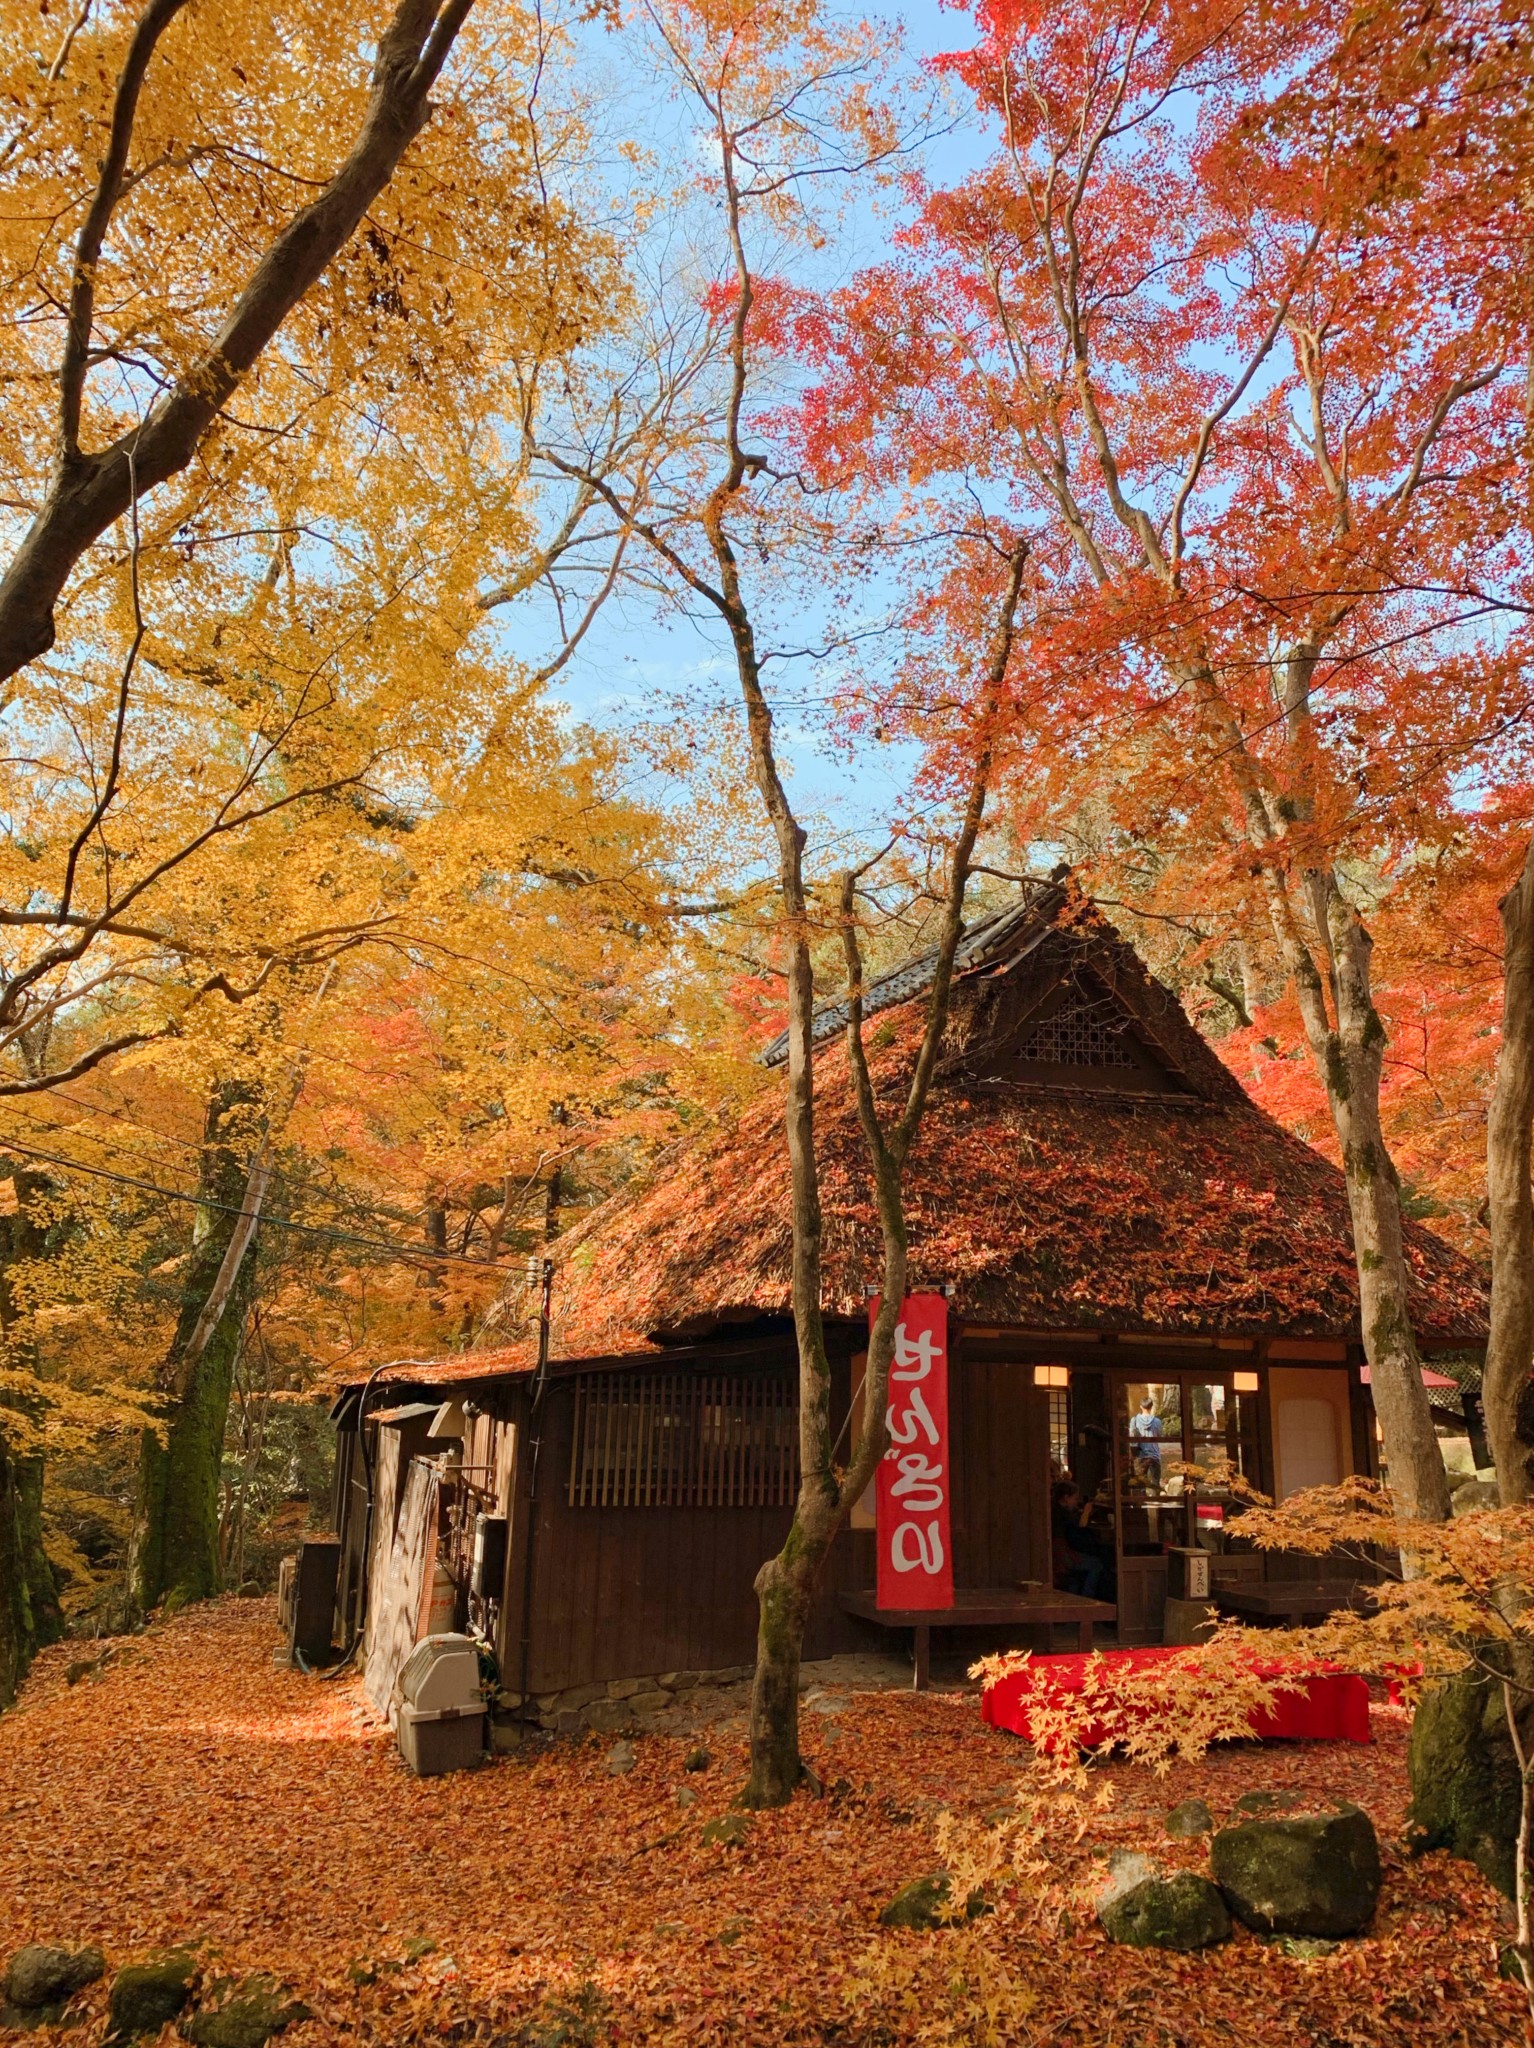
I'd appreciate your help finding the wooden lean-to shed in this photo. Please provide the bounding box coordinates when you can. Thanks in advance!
[330,880,1487,1719]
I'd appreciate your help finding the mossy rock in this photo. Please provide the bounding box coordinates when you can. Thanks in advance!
[5,1945,105,2010]
[1406,1666,1529,1899]
[1211,1804,1380,1937]
[878,1873,989,1931]
[1163,1799,1213,1839]
[699,1812,750,1849]
[108,1952,196,2036]
[1234,1790,1298,1815]
[186,1976,311,2048]
[1100,1873,1231,1951]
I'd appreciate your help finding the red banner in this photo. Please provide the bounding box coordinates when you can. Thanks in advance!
[872,1292,954,1611]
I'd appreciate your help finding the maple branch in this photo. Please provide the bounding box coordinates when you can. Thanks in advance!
[1169,236,1323,570]
[58,450,143,923]
[0,1028,163,1097]
[1384,365,1503,516]
[57,0,190,461]
[0,0,478,684]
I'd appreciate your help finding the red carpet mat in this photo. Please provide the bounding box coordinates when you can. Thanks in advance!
[981,1643,1371,1747]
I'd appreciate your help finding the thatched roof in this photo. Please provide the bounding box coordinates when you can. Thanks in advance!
[371,884,1487,1388]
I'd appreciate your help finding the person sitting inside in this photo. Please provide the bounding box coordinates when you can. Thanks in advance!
[1051,1479,1105,1599]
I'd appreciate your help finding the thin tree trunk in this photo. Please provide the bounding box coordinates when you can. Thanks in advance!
[1486,836,1534,1505]
[1190,645,1451,1521]
[741,546,1027,1806]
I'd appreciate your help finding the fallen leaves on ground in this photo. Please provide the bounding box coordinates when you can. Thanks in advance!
[0,1602,1526,2046]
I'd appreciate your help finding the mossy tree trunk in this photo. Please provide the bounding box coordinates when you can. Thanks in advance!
[1410,838,1534,1961]
[131,1081,265,1614]
[0,1167,67,1706]
[1407,1657,1534,1903]
[0,1421,62,1707]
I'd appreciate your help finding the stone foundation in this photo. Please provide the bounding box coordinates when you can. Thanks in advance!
[499,1665,753,1735]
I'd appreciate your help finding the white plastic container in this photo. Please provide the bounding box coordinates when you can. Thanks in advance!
[398,1632,480,1713]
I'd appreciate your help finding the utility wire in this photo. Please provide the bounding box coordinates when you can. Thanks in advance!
[0,1088,548,1255]
[0,1135,527,1274]
[2,1087,492,1239]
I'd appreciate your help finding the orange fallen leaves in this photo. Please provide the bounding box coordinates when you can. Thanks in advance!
[0,1602,1526,2047]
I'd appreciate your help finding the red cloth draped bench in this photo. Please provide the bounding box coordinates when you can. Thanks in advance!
[981,1643,1371,1747]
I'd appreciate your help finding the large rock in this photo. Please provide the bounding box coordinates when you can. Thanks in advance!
[187,1976,311,2048]
[1211,1804,1381,1936]
[1407,1664,1530,1898]
[108,1952,197,2036]
[1100,1873,1231,1951]
[1094,1848,1156,1913]
[5,1945,105,2010]
[1451,1478,1499,1516]
[878,1873,988,1931]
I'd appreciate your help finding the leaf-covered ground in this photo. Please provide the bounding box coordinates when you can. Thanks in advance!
[0,1602,1526,2046]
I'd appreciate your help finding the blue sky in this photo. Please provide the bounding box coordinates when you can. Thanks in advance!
[489,4,996,861]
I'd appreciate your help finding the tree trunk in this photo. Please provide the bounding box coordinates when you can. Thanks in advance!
[1215,643,1451,1522]
[0,1167,66,1703]
[737,551,1026,1808]
[131,1081,264,1612]
[1407,1654,1534,1901]
[0,1421,62,1708]
[1257,854,1451,1521]
[746,1518,836,1807]
[1485,836,1534,1505]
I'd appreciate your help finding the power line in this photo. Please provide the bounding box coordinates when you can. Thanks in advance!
[0,1136,527,1275]
[2,1086,485,1240]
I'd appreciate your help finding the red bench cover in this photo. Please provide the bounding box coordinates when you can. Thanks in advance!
[981,1643,1371,1747]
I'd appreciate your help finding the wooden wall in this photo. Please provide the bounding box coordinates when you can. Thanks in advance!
[500,1334,1054,1694]
[949,1352,1053,1587]
[507,1364,864,1693]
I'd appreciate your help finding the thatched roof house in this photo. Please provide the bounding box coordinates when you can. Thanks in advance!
[330,881,1486,1706]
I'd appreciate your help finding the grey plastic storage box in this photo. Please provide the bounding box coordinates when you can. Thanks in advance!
[394,1632,485,1776]
[397,1701,485,1776]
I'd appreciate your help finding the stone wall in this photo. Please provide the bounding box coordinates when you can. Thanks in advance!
[500,1665,754,1735]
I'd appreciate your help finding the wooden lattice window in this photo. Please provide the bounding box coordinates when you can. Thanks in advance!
[568,1370,800,1508]
[1048,1386,1070,1470]
[1015,989,1136,1068]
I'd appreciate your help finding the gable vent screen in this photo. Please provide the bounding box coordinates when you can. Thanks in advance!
[1015,989,1136,1068]
[568,1370,799,1508]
